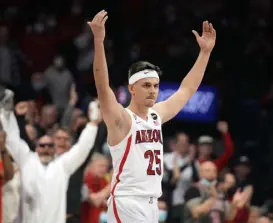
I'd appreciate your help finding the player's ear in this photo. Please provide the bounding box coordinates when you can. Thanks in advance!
[128,84,134,95]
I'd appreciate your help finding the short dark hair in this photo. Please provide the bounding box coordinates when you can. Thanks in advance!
[53,127,72,138]
[128,61,162,79]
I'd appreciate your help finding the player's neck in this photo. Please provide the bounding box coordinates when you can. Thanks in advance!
[127,102,149,121]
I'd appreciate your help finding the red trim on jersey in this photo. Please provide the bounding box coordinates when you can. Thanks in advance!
[113,198,122,223]
[111,135,132,195]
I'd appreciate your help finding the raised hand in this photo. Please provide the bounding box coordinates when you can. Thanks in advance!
[192,21,216,53]
[87,10,108,42]
[69,84,78,106]
[15,101,29,116]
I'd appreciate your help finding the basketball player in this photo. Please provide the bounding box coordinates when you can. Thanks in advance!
[88,10,216,223]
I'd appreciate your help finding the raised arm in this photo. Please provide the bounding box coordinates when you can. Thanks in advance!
[0,111,31,168]
[58,112,101,176]
[87,11,129,130]
[153,21,216,123]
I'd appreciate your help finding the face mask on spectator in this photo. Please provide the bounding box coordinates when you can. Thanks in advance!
[200,178,217,187]
[32,80,46,91]
[159,210,167,222]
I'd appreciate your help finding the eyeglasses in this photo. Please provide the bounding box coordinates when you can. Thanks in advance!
[38,143,54,148]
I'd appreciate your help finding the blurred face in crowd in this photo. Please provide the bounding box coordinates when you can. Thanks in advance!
[89,155,109,178]
[128,77,159,108]
[36,135,55,165]
[70,109,87,133]
[53,56,64,70]
[248,207,260,223]
[223,173,236,190]
[0,26,9,45]
[40,105,57,129]
[175,133,189,155]
[257,217,271,223]
[219,173,236,192]
[199,161,217,182]
[25,124,38,143]
[31,72,46,91]
[54,129,71,155]
[234,164,250,181]
[198,143,213,159]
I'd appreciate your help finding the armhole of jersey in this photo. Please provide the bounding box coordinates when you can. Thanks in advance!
[107,109,134,149]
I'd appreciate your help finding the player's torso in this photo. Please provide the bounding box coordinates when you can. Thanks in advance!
[109,108,164,198]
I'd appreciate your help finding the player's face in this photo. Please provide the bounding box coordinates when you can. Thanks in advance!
[129,77,159,108]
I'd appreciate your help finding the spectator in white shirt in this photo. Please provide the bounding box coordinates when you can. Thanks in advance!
[164,132,199,223]
[0,89,101,223]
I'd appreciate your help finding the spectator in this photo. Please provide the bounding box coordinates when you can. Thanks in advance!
[44,55,74,114]
[64,100,102,223]
[248,206,261,223]
[257,216,271,223]
[0,125,15,223]
[0,25,27,88]
[197,121,234,172]
[164,133,199,223]
[184,162,248,223]
[81,153,110,223]
[232,156,252,189]
[0,88,100,223]
[2,163,20,223]
[36,104,57,137]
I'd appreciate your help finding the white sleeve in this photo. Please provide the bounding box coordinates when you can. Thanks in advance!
[58,123,98,176]
[0,112,31,167]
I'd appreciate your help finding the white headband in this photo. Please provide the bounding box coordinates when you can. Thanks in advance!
[129,69,159,85]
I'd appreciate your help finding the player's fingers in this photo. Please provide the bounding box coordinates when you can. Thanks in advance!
[93,10,105,23]
[102,16,108,25]
[192,30,200,39]
[99,11,108,24]
[209,23,213,34]
[97,10,107,23]
[212,28,216,38]
[202,21,206,33]
[204,21,210,32]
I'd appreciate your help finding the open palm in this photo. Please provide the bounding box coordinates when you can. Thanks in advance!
[192,21,216,53]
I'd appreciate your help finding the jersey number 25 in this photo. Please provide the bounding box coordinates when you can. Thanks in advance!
[144,150,162,175]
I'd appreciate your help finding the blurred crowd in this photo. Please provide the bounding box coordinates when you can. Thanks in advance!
[1,0,273,222]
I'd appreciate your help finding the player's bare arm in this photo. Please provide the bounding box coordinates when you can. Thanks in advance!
[153,21,216,123]
[87,10,130,143]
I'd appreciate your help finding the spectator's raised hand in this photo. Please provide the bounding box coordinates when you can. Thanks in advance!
[217,121,228,134]
[15,101,29,116]
[88,100,102,124]
[69,84,78,106]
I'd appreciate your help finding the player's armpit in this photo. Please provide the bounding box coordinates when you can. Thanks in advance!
[153,87,192,124]
[97,87,130,128]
